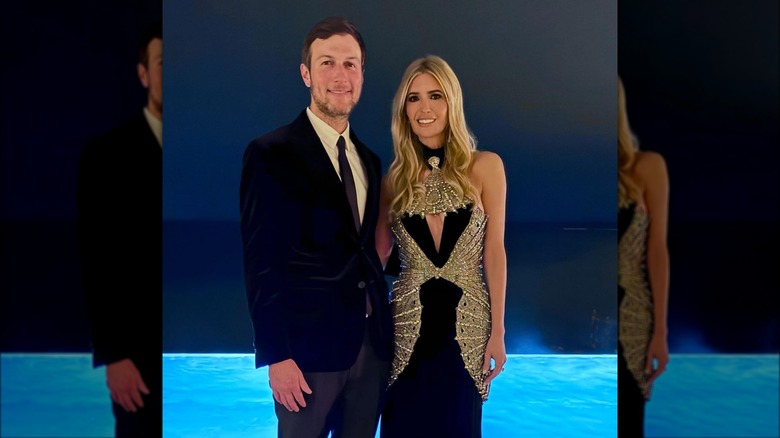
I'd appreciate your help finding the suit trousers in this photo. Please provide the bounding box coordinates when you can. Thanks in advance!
[275,318,390,438]
[112,393,161,438]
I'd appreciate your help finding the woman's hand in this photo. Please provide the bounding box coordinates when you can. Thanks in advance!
[482,334,507,386]
[645,332,669,398]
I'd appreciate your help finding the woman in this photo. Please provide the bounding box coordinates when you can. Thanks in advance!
[376,55,507,437]
[618,76,671,437]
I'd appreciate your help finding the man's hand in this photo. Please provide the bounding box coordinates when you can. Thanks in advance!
[269,359,312,412]
[106,358,149,413]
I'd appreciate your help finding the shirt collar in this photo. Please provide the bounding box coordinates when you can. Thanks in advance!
[143,107,162,147]
[306,107,352,152]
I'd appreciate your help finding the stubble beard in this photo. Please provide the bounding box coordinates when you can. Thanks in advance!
[312,92,356,122]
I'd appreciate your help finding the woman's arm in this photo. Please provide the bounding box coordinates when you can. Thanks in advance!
[376,176,395,269]
[636,151,670,389]
[474,151,508,385]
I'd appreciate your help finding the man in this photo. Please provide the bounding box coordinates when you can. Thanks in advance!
[76,20,162,438]
[239,16,393,438]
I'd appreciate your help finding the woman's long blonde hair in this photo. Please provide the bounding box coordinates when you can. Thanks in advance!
[385,55,480,216]
[618,76,642,208]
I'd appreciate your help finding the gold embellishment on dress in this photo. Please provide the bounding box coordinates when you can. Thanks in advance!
[405,156,469,217]
[388,206,492,401]
[618,205,654,398]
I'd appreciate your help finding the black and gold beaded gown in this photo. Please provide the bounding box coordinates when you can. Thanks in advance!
[618,201,654,399]
[380,148,491,438]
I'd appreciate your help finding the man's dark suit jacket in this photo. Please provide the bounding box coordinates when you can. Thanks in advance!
[240,109,393,372]
[76,110,161,371]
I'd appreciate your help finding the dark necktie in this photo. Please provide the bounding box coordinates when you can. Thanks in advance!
[337,136,372,317]
[337,136,361,232]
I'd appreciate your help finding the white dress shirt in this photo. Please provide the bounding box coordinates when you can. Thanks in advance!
[143,107,162,148]
[305,107,368,225]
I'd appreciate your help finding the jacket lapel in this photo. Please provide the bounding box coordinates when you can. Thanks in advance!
[290,110,362,240]
[289,111,343,189]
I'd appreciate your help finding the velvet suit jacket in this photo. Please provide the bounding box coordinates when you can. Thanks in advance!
[240,109,393,371]
[76,111,162,370]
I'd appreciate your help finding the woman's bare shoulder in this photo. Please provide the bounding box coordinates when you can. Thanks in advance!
[635,150,666,169]
[472,150,504,173]
[634,150,668,182]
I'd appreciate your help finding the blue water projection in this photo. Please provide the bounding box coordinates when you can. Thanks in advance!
[2,353,777,437]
